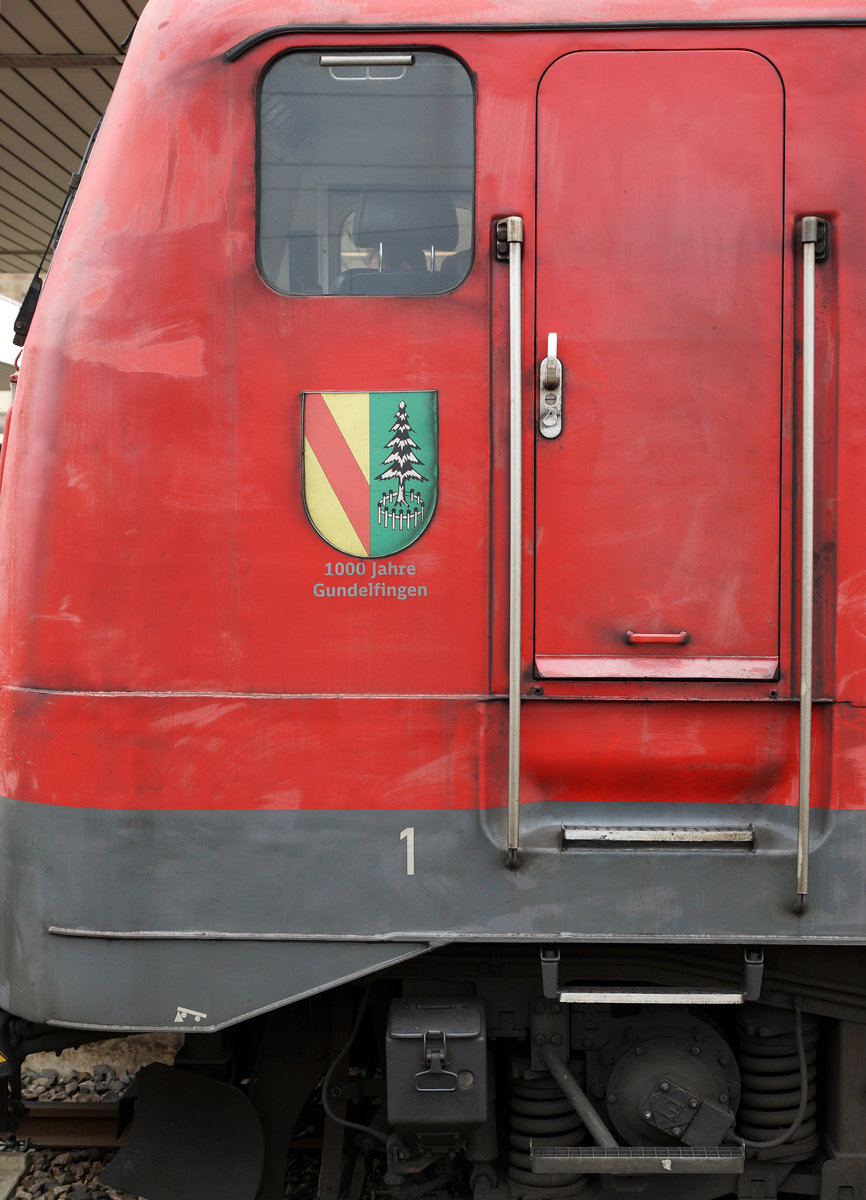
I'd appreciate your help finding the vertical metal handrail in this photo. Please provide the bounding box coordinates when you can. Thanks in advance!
[795,217,819,914]
[499,216,525,867]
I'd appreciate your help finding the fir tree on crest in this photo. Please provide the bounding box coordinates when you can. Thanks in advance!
[376,400,427,505]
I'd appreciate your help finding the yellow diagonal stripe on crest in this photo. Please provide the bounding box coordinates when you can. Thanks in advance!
[304,440,367,557]
[322,392,370,483]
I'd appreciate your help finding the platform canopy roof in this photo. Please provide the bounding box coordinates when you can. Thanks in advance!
[5,0,866,279]
[0,0,147,276]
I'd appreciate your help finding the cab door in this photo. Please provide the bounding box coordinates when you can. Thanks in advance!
[534,50,784,681]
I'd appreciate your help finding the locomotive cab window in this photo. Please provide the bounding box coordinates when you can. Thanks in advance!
[258,50,474,295]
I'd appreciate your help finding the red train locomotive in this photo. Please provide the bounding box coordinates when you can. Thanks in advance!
[3,1,866,1197]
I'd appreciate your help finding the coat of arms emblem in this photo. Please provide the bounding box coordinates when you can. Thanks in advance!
[303,391,438,557]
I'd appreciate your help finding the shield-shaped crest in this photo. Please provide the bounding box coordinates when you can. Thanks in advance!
[303,391,438,558]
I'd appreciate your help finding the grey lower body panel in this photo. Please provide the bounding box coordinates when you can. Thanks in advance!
[1,796,865,1030]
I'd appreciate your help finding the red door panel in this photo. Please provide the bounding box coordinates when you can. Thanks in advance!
[535,50,784,680]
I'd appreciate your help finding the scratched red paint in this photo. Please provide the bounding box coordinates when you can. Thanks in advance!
[0,1,863,816]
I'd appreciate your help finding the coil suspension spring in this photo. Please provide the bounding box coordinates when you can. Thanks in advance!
[737,1004,819,1163]
[508,1066,590,1197]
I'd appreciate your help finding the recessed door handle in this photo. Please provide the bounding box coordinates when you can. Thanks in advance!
[625,630,689,645]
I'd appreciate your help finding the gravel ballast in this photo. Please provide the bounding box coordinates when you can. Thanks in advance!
[11,1042,322,1199]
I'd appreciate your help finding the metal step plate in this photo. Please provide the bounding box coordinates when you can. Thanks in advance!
[561,825,754,846]
[531,1145,745,1175]
[556,987,745,1004]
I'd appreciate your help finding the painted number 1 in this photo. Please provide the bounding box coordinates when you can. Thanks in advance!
[400,827,415,876]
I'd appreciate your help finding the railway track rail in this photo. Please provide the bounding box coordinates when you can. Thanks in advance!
[4,1099,323,1153]
[4,1100,122,1149]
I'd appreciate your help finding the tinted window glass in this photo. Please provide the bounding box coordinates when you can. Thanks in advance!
[258,51,474,295]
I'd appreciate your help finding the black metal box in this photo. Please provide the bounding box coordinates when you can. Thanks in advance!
[386,997,488,1129]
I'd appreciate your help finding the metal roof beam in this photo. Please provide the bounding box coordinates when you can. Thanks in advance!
[0,54,123,67]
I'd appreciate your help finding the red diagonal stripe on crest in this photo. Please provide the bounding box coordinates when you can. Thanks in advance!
[304,394,371,554]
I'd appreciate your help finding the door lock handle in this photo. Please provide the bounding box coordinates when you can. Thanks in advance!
[539,332,563,438]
